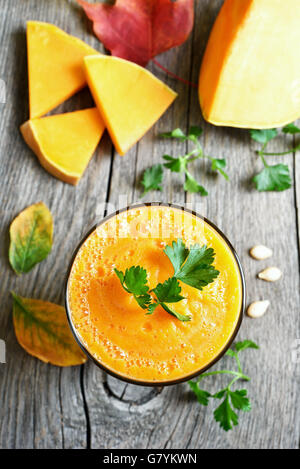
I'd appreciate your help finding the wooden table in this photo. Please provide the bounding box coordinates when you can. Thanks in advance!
[0,0,299,449]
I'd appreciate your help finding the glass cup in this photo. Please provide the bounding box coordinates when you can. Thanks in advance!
[65,203,245,386]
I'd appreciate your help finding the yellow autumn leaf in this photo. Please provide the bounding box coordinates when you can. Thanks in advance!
[12,292,87,366]
[9,202,53,275]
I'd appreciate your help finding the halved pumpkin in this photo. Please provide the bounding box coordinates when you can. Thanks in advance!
[20,108,105,185]
[84,56,177,155]
[27,21,99,119]
[199,0,300,128]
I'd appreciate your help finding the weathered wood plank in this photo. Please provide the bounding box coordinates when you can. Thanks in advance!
[83,9,195,449]
[294,122,300,255]
[84,0,300,449]
[184,1,300,449]
[0,0,112,449]
[0,0,299,450]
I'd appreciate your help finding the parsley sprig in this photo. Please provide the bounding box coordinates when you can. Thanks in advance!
[250,123,300,192]
[114,266,152,310]
[189,340,259,431]
[141,127,228,196]
[114,239,219,322]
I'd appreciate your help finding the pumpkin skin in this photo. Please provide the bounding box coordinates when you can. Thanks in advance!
[20,109,105,185]
[27,21,99,119]
[84,55,177,155]
[199,0,300,129]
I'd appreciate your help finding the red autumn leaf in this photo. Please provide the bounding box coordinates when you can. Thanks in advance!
[77,0,194,67]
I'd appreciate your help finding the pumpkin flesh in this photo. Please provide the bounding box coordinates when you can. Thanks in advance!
[199,0,300,128]
[20,108,105,185]
[27,21,99,118]
[84,55,177,155]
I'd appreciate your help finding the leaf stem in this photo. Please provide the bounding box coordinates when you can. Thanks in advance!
[234,352,242,374]
[257,142,269,168]
[197,370,250,382]
[259,146,300,156]
[227,376,241,390]
[185,149,202,160]
[152,58,198,88]
[259,152,269,168]
[187,154,202,164]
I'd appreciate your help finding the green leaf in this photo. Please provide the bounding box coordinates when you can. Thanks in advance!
[115,267,147,295]
[160,128,186,141]
[115,240,219,322]
[161,127,203,143]
[282,123,300,134]
[114,266,151,310]
[163,155,187,173]
[114,268,124,284]
[124,266,149,296]
[141,164,163,195]
[9,202,53,275]
[235,340,259,353]
[189,381,211,406]
[250,129,278,144]
[147,301,190,321]
[152,277,185,303]
[253,164,291,192]
[184,172,208,195]
[164,239,189,276]
[188,126,203,140]
[146,302,159,315]
[135,294,152,310]
[151,277,190,322]
[225,349,236,358]
[211,158,229,180]
[229,389,251,412]
[175,244,220,290]
[214,393,238,431]
[11,292,87,366]
[213,389,227,399]
[160,302,191,322]
[190,339,258,432]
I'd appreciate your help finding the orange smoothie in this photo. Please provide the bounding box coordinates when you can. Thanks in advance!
[67,205,243,384]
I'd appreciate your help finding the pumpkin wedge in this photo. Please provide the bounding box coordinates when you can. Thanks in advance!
[20,108,105,185]
[84,56,177,155]
[199,0,300,129]
[27,21,99,118]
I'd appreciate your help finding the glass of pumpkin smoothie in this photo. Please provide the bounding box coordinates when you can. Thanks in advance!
[65,204,245,386]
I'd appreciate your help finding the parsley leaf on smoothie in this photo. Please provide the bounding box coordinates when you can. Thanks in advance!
[152,277,185,303]
[165,240,220,290]
[163,239,189,274]
[114,239,219,322]
[114,266,151,310]
[150,278,190,322]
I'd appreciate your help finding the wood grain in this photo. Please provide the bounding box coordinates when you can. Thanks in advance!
[0,0,299,449]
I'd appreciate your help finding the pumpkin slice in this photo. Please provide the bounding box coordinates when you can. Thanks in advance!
[20,108,105,185]
[199,0,300,129]
[84,56,177,155]
[27,21,99,118]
